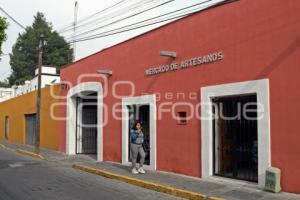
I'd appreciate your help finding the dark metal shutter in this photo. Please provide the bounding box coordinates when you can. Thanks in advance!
[25,114,37,145]
[81,105,97,154]
[212,94,258,182]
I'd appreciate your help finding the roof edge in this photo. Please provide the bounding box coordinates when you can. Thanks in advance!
[60,0,239,71]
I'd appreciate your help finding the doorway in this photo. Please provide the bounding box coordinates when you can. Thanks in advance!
[122,95,156,170]
[127,105,150,165]
[66,82,103,161]
[4,116,9,140]
[25,114,37,145]
[212,94,258,182]
[201,79,270,187]
[76,93,97,154]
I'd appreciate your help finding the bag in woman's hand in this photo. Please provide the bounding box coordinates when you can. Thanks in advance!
[142,141,150,152]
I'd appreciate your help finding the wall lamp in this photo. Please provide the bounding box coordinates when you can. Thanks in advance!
[97,70,113,76]
[160,50,177,58]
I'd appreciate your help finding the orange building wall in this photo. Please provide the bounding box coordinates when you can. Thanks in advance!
[0,85,61,150]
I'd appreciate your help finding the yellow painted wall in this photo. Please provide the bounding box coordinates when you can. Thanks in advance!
[0,85,61,150]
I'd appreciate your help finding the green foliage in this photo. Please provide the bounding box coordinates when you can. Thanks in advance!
[0,79,10,88]
[0,16,8,56]
[9,12,73,85]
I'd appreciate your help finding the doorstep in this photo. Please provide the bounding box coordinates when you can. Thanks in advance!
[1,140,300,200]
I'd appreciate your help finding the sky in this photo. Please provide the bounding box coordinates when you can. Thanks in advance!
[0,0,222,81]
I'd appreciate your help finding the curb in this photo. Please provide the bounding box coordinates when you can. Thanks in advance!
[0,144,6,149]
[15,149,45,160]
[207,197,226,200]
[72,164,225,200]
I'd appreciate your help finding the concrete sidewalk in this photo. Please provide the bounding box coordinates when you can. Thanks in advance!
[1,141,300,200]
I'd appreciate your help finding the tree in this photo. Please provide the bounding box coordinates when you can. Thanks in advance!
[9,12,73,85]
[0,16,8,56]
[0,79,10,88]
[0,17,9,87]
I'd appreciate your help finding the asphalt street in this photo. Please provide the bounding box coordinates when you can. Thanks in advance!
[0,148,180,200]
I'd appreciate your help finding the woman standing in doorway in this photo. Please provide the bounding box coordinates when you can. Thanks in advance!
[130,121,146,174]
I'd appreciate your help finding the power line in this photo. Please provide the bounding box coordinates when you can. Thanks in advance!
[73,13,191,43]
[66,0,171,38]
[58,0,130,32]
[68,0,214,42]
[61,0,152,37]
[1,0,230,81]
[62,0,157,38]
[76,0,237,43]
[61,0,155,35]
[59,0,155,34]
[0,6,26,30]
[68,0,225,43]
[58,0,134,33]
[74,0,232,43]
[65,0,175,40]
[12,0,230,50]
[77,0,129,24]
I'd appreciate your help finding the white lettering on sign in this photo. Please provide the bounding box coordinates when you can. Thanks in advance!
[145,51,224,76]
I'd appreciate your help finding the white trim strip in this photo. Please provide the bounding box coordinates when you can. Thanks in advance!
[66,82,103,162]
[121,95,157,170]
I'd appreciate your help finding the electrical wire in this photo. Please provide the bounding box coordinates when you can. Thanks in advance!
[9,1,230,51]
[65,0,175,40]
[68,0,214,42]
[61,0,155,38]
[58,0,147,33]
[60,0,158,35]
[4,0,231,82]
[60,0,145,33]
[68,0,224,43]
[58,0,129,32]
[0,6,26,30]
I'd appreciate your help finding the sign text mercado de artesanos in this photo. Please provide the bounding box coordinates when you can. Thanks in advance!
[145,51,224,76]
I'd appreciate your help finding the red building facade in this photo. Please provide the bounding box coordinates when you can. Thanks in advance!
[58,0,300,193]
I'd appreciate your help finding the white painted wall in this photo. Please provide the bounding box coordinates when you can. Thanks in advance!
[13,66,60,97]
[0,88,14,102]
[34,66,57,75]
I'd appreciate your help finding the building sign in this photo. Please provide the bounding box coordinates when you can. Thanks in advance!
[145,51,224,76]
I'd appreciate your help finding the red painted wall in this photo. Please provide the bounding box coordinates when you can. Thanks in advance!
[60,0,300,193]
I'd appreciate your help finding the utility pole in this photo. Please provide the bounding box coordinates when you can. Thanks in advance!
[72,1,78,61]
[35,34,44,154]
